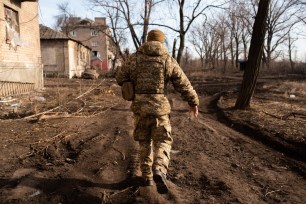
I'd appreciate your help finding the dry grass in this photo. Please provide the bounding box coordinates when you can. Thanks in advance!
[219,78,306,145]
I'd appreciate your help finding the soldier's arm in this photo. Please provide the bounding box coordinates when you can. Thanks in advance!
[168,57,199,108]
[115,65,127,86]
[115,55,135,86]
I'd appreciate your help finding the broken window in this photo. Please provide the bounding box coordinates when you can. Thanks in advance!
[4,6,20,50]
[92,51,98,57]
[92,51,100,58]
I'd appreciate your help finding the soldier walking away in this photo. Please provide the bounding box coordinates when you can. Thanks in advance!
[116,29,199,194]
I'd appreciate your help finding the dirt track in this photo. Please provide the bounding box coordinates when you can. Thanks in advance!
[0,77,305,203]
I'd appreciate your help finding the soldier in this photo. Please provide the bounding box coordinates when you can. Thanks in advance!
[116,29,199,194]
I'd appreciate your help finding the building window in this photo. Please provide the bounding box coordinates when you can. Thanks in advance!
[70,31,77,36]
[91,41,98,47]
[91,30,98,36]
[4,6,20,49]
[92,51,101,58]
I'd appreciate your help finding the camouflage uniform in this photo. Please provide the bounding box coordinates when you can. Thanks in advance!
[116,40,199,182]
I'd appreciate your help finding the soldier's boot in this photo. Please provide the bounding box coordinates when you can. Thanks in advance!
[141,177,154,186]
[153,169,169,194]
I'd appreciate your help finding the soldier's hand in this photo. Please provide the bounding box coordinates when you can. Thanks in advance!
[190,105,198,118]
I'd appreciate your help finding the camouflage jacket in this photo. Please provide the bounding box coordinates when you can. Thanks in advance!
[116,41,199,116]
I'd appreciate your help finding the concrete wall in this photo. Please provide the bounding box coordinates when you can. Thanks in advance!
[0,0,43,96]
[67,40,91,78]
[41,39,90,78]
[40,40,67,77]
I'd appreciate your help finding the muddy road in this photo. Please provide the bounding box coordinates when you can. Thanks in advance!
[0,77,305,203]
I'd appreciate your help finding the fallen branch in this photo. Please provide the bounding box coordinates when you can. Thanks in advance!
[90,103,119,116]
[109,186,135,198]
[37,106,117,120]
[262,110,306,120]
[45,131,66,142]
[23,80,105,120]
[38,113,71,121]
[76,99,86,113]
[30,131,66,145]
[24,105,62,120]
[281,111,306,120]
[100,190,109,203]
[18,149,36,160]
[262,111,282,119]
[265,189,281,197]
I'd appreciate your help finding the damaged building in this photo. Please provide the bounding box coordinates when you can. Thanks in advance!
[40,25,91,78]
[64,17,115,74]
[0,0,43,97]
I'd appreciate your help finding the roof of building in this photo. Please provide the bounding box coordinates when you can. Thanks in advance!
[79,18,95,25]
[39,24,91,50]
[66,17,108,28]
[39,24,70,40]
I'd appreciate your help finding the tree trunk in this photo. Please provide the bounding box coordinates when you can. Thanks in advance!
[288,33,295,72]
[222,37,227,73]
[230,34,235,70]
[235,0,271,109]
[172,38,177,59]
[142,0,149,43]
[235,36,239,69]
[176,0,185,65]
[242,34,248,59]
[265,29,273,69]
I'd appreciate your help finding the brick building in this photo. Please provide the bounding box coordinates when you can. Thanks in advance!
[65,17,114,74]
[40,25,91,79]
[0,0,43,97]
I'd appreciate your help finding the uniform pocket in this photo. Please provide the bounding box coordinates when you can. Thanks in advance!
[134,117,154,141]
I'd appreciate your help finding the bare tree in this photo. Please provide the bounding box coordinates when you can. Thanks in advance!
[54,2,78,34]
[298,1,306,27]
[88,0,163,52]
[286,31,298,72]
[227,11,242,69]
[190,22,207,68]
[214,15,230,73]
[104,8,128,65]
[190,1,254,72]
[165,0,228,65]
[190,20,223,70]
[226,0,253,70]
[262,0,303,69]
[87,0,228,66]
[235,0,271,109]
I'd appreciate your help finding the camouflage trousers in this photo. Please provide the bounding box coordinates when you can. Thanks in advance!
[133,114,173,180]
